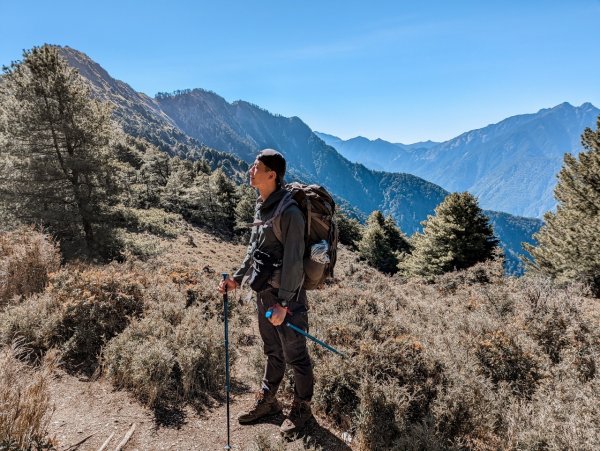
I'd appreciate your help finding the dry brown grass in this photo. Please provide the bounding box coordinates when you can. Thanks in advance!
[0,264,147,371]
[0,227,60,306]
[1,227,598,450]
[102,281,237,407]
[0,344,56,450]
[302,255,600,450]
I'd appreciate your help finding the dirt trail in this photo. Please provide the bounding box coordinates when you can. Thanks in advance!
[46,315,352,451]
[41,232,356,450]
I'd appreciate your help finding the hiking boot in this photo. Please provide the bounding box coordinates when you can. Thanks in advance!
[280,399,313,437]
[237,390,282,424]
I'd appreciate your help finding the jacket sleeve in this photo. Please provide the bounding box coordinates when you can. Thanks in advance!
[278,205,306,303]
[232,226,257,285]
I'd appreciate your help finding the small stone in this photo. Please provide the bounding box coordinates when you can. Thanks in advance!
[342,431,353,444]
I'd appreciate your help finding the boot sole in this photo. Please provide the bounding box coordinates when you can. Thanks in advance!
[237,406,283,425]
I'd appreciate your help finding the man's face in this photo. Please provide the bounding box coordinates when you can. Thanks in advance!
[249,159,275,189]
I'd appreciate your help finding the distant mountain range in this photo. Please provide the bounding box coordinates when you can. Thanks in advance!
[316,102,599,218]
[55,45,545,274]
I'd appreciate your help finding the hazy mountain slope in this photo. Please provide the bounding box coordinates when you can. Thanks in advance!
[155,89,448,232]
[319,103,599,218]
[154,87,541,272]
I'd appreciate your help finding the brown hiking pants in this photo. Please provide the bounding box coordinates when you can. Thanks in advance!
[256,288,314,401]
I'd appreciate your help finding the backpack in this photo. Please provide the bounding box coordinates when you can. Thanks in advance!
[270,182,338,290]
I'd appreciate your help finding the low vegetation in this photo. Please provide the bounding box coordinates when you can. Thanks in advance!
[305,259,599,450]
[0,227,60,305]
[0,344,56,450]
[0,224,599,450]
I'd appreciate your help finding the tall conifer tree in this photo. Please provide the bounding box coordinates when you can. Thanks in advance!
[336,211,363,249]
[0,45,118,253]
[359,211,409,274]
[401,192,498,278]
[525,116,600,295]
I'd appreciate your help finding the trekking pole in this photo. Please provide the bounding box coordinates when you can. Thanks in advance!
[265,310,346,358]
[222,273,232,450]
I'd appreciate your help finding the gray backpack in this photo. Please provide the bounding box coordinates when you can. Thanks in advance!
[268,183,338,290]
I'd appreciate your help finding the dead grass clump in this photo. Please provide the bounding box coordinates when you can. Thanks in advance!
[313,359,360,430]
[0,264,146,371]
[45,265,146,370]
[103,302,230,408]
[0,345,55,450]
[115,230,166,259]
[0,227,60,305]
[356,337,442,420]
[572,325,598,382]
[528,308,570,364]
[506,376,600,450]
[476,330,542,398]
[433,258,505,296]
[102,313,177,407]
[310,279,444,448]
[354,381,402,450]
[431,363,507,449]
[0,293,62,362]
[174,307,226,397]
[114,207,186,238]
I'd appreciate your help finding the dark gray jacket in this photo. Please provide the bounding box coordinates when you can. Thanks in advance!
[232,188,305,303]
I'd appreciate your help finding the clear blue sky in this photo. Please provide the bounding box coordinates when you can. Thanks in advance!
[1,0,599,143]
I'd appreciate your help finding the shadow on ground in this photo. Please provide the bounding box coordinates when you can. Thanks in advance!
[293,419,352,451]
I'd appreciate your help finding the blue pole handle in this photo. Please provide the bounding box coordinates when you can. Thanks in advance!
[264,310,345,358]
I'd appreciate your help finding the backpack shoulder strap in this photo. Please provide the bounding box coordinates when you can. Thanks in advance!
[271,192,297,243]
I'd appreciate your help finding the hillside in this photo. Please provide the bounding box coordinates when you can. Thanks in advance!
[1,228,598,450]
[152,88,541,271]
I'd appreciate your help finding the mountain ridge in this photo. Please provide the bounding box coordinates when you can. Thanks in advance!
[317,101,599,218]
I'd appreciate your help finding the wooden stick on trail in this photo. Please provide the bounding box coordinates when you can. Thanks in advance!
[114,423,136,451]
[96,431,115,451]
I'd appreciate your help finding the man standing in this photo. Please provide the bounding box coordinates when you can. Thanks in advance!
[218,149,314,437]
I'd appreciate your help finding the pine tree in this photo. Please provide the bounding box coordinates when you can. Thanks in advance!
[524,116,600,295]
[383,214,411,254]
[161,157,194,212]
[211,168,238,235]
[401,192,499,278]
[235,184,257,239]
[359,211,398,274]
[0,45,118,254]
[336,211,363,249]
